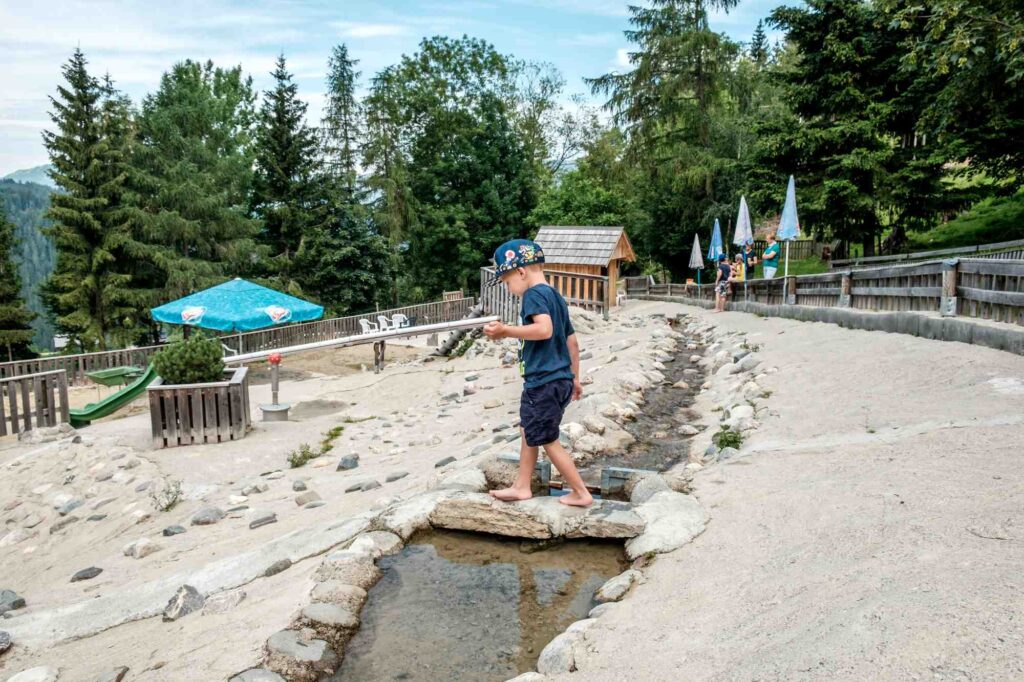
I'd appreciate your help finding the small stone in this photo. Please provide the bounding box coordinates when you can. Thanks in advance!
[385,471,409,483]
[295,491,321,506]
[672,380,690,390]
[203,589,246,615]
[435,456,457,468]
[345,482,363,493]
[718,447,739,460]
[579,350,593,360]
[50,516,80,534]
[264,559,292,577]
[0,629,11,654]
[265,471,285,480]
[57,499,84,516]
[582,416,606,435]
[483,398,503,409]
[95,469,114,482]
[241,483,269,495]
[310,582,368,611]
[304,501,326,509]
[0,589,26,615]
[191,507,225,526]
[163,525,187,537]
[20,514,42,529]
[311,457,333,468]
[292,480,308,492]
[463,384,477,396]
[596,569,642,602]
[122,458,140,470]
[250,512,278,530]
[132,509,153,524]
[301,602,359,629]
[5,667,58,682]
[360,480,381,492]
[163,584,204,621]
[464,374,480,382]
[228,495,248,505]
[336,455,359,471]
[135,481,153,493]
[677,425,699,436]
[265,630,338,677]
[71,566,103,582]
[91,667,129,682]
[122,537,161,559]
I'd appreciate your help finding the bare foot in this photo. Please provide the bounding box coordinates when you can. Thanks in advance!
[557,490,594,507]
[490,487,533,502]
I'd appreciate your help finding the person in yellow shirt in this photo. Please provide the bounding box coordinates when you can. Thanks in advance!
[730,253,746,299]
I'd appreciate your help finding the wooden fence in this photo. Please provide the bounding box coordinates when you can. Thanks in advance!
[831,238,1024,269]
[148,367,251,449]
[480,267,610,323]
[0,370,69,437]
[0,297,476,387]
[626,258,1024,327]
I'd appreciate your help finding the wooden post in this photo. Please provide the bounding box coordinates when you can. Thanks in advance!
[941,258,958,317]
[840,271,852,307]
[785,275,798,305]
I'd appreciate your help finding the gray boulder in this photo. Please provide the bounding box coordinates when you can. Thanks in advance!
[336,455,359,471]
[0,589,26,615]
[191,507,225,525]
[162,585,204,621]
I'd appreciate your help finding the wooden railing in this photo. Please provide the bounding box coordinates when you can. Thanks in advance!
[480,267,610,323]
[1,370,69,437]
[0,297,476,387]
[831,238,1024,269]
[627,258,1024,327]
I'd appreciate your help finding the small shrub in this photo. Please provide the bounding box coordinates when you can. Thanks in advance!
[152,334,224,385]
[287,443,318,468]
[712,428,743,450]
[151,478,183,512]
[320,426,345,454]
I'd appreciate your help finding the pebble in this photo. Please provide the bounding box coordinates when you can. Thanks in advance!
[203,589,246,615]
[135,481,153,493]
[464,374,480,382]
[304,501,326,509]
[344,482,364,493]
[264,559,292,577]
[265,471,285,480]
[361,480,381,492]
[95,469,114,482]
[87,514,107,522]
[295,491,321,506]
[6,667,58,682]
[191,507,225,526]
[385,471,409,483]
[0,589,26,615]
[50,516,79,534]
[312,457,333,468]
[249,512,278,530]
[483,398,504,409]
[434,456,457,468]
[123,538,161,559]
[163,585,204,621]
[91,666,129,682]
[0,629,10,655]
[163,525,187,537]
[71,566,103,582]
[3,500,21,511]
[241,483,269,495]
[229,670,285,682]
[21,514,42,529]
[463,384,477,395]
[292,479,307,492]
[228,495,248,505]
[336,455,359,471]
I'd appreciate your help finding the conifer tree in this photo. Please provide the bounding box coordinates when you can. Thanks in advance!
[321,44,362,204]
[251,55,320,260]
[0,205,36,361]
[41,50,140,350]
[750,20,769,65]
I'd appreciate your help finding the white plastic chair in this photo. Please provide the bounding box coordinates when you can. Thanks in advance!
[391,313,410,329]
[359,319,378,334]
[377,316,393,332]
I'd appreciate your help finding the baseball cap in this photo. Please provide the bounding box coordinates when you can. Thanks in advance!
[488,239,545,285]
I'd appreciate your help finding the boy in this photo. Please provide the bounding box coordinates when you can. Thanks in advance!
[482,239,593,507]
[713,254,731,313]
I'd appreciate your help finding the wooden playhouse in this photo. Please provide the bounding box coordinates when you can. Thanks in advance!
[534,226,637,314]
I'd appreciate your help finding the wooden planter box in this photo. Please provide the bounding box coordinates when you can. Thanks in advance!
[148,367,251,449]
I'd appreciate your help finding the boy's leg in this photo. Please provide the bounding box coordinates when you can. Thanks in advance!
[490,429,538,501]
[543,439,593,507]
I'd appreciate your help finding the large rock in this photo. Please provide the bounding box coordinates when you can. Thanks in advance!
[566,501,645,539]
[229,670,286,682]
[6,667,59,682]
[314,550,382,590]
[299,603,360,649]
[427,467,488,493]
[265,629,339,682]
[162,585,204,622]
[537,632,576,674]
[595,569,642,602]
[479,457,545,495]
[625,491,708,560]
[375,490,455,540]
[428,493,554,539]
[582,415,606,435]
[347,531,403,559]
[310,582,368,613]
[573,433,607,455]
[625,473,670,505]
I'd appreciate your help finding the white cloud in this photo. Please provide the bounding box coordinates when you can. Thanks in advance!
[566,33,618,47]
[333,22,409,39]
[615,48,631,68]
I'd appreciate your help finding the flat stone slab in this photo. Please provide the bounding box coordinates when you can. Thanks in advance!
[300,602,359,629]
[266,629,338,680]
[625,490,708,560]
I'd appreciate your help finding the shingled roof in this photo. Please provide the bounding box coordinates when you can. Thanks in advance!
[534,226,636,266]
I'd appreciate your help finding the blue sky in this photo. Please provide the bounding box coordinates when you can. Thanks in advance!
[0,0,783,176]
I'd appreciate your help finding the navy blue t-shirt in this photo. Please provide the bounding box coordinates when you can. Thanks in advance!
[519,283,576,389]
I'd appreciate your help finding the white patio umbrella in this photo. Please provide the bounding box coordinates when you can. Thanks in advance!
[689,233,705,283]
[732,196,753,247]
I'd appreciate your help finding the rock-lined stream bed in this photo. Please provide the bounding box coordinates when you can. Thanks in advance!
[331,529,627,680]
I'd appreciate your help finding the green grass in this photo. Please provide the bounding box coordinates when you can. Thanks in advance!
[907,191,1024,251]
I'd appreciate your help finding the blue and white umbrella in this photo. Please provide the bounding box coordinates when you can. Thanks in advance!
[733,196,753,247]
[151,278,324,333]
[706,219,725,263]
[777,175,801,288]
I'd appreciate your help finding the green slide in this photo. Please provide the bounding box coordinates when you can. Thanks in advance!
[70,364,159,428]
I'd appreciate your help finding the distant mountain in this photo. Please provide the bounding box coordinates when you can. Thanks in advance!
[2,165,56,189]
[0,179,56,350]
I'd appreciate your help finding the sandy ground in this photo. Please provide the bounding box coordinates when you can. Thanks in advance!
[550,303,1024,681]
[0,310,661,681]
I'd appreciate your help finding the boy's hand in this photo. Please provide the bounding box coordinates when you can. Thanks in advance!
[483,321,506,340]
[572,379,583,401]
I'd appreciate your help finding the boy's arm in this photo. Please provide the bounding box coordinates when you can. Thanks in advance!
[484,314,552,341]
[568,333,582,400]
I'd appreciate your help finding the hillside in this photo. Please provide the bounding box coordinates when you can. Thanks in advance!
[0,179,56,350]
[1,165,56,189]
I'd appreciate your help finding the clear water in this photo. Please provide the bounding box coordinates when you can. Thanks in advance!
[332,529,627,681]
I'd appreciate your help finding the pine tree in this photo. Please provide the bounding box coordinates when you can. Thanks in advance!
[750,20,769,65]
[125,60,261,303]
[321,44,362,204]
[41,50,140,351]
[252,55,320,261]
[0,204,36,361]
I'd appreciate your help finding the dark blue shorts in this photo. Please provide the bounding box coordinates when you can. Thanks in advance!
[520,378,574,447]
